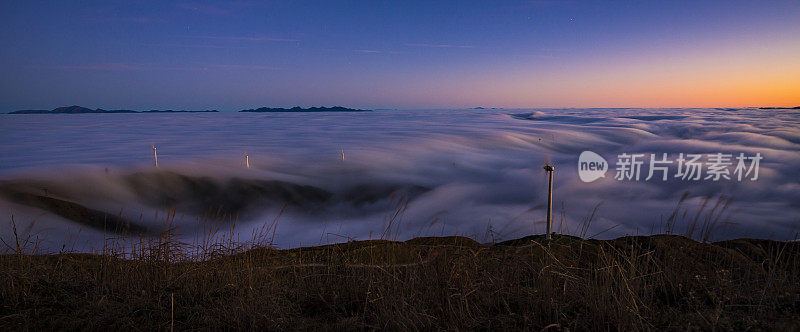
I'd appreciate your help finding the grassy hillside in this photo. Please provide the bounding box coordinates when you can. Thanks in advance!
[1,234,799,330]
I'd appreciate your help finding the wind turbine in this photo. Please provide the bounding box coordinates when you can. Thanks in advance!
[537,132,556,241]
[542,158,555,241]
[152,145,158,168]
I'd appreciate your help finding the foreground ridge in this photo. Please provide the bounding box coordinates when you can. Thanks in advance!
[1,234,798,330]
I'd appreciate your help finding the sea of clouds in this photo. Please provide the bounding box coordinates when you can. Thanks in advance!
[0,108,798,252]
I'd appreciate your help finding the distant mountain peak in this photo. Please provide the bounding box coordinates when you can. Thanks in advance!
[240,106,370,113]
[8,106,216,114]
[52,105,97,113]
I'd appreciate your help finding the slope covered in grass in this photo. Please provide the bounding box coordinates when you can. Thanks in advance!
[1,234,798,330]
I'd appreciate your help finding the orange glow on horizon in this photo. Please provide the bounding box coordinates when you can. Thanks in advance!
[406,37,800,109]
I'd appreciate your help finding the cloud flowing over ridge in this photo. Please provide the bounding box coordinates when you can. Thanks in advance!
[0,108,798,252]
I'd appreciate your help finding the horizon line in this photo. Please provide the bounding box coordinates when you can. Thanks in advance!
[4,104,799,114]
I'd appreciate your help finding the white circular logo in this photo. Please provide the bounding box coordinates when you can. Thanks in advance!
[578,151,608,183]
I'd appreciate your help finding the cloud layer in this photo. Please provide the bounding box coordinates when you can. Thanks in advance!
[0,108,797,252]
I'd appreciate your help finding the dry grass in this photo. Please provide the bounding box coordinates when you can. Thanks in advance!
[1,229,799,330]
[1,191,798,330]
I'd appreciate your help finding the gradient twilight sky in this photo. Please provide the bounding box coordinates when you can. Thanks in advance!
[0,0,798,111]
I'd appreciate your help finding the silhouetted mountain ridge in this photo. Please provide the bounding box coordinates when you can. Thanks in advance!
[7,105,369,114]
[759,106,800,110]
[240,106,370,112]
[8,106,218,114]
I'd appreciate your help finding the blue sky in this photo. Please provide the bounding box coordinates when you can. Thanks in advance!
[1,0,798,111]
